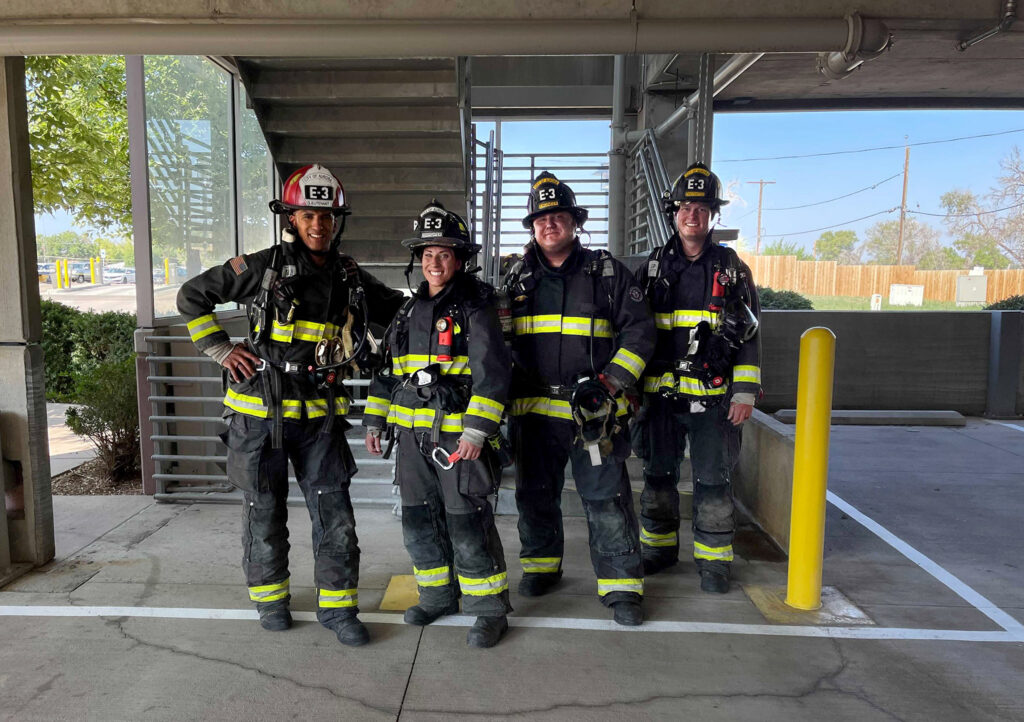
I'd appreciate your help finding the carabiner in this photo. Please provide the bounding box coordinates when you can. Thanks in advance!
[431,446,461,470]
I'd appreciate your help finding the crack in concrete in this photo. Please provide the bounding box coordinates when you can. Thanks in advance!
[103,618,396,716]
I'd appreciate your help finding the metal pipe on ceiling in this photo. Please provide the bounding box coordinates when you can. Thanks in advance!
[817,12,894,81]
[0,18,869,56]
[956,0,1017,51]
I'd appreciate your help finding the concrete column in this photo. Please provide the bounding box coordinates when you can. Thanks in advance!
[985,311,1024,418]
[0,56,54,578]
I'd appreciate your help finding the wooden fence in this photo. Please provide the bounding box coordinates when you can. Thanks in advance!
[742,254,1024,304]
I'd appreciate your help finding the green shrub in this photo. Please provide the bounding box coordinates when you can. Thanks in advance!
[757,286,814,310]
[71,308,137,372]
[65,357,140,482]
[40,299,83,401]
[984,294,1024,311]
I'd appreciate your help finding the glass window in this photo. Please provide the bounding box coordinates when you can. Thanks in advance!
[238,84,275,254]
[144,56,233,317]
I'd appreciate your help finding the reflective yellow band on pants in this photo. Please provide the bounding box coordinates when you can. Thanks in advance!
[386,404,464,432]
[413,565,451,588]
[640,528,678,548]
[225,389,270,418]
[597,578,644,597]
[249,578,289,603]
[458,571,509,596]
[319,587,358,608]
[187,313,224,342]
[694,541,734,562]
[511,396,630,419]
[521,557,561,574]
[732,365,761,385]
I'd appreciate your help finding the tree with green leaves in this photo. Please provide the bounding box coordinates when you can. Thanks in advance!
[813,230,861,264]
[761,238,813,261]
[862,218,943,266]
[25,56,130,236]
[940,147,1023,268]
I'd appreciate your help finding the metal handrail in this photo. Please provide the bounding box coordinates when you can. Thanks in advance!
[627,129,673,255]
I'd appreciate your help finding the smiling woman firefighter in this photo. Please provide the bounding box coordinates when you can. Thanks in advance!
[363,200,513,649]
[177,164,405,647]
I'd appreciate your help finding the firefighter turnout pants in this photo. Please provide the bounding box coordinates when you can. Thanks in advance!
[511,416,643,606]
[632,393,738,574]
[223,413,361,627]
[395,428,511,617]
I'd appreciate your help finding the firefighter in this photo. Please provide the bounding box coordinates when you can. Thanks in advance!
[504,171,655,626]
[177,164,405,646]
[632,162,762,594]
[363,200,512,648]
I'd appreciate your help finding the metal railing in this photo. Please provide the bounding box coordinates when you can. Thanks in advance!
[627,129,674,256]
[472,143,610,276]
[143,332,396,508]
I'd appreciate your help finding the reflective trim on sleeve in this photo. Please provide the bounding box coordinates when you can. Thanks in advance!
[654,309,717,331]
[413,565,451,588]
[733,365,761,385]
[465,395,504,424]
[521,557,561,574]
[318,587,358,609]
[363,395,391,418]
[248,578,290,603]
[458,571,509,596]
[608,347,646,381]
[694,541,734,562]
[187,314,223,342]
[386,404,464,433]
[597,578,644,597]
[224,388,269,418]
[640,528,678,548]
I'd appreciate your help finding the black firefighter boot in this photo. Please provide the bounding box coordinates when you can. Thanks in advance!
[518,571,562,597]
[467,616,509,648]
[330,614,370,647]
[610,600,644,626]
[258,603,292,631]
[699,566,731,594]
[404,600,460,626]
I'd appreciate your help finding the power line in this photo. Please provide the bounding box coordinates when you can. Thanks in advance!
[909,200,1024,218]
[765,172,903,211]
[761,208,899,238]
[717,126,1024,163]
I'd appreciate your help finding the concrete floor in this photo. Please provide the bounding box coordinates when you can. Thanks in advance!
[2,419,1023,721]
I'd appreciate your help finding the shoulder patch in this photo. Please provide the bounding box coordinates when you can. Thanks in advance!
[629,286,644,303]
[229,256,248,275]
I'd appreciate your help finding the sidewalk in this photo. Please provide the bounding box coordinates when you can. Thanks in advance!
[4,419,1022,720]
[46,402,96,476]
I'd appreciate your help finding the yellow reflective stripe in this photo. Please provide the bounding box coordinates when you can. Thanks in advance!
[281,399,303,419]
[733,365,761,384]
[609,347,645,380]
[465,395,504,423]
[514,314,613,338]
[305,397,351,419]
[641,373,728,397]
[392,354,471,376]
[293,320,326,343]
[364,395,390,417]
[224,388,269,418]
[270,320,295,343]
[458,571,509,596]
[248,578,290,602]
[386,404,464,432]
[187,313,223,342]
[521,557,561,574]
[640,528,678,547]
[597,578,644,596]
[694,541,734,562]
[318,588,358,608]
[413,565,451,588]
[654,309,717,330]
[510,397,572,420]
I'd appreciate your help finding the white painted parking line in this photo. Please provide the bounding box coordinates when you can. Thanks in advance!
[827,491,1024,640]
[0,605,1018,643]
[987,419,1024,434]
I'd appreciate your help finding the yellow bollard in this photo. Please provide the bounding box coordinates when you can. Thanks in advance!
[54,260,62,289]
[785,326,836,611]
[163,257,170,286]
[90,257,96,284]
[64,259,71,287]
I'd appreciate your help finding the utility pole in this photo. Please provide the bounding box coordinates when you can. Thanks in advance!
[747,179,775,254]
[895,141,910,265]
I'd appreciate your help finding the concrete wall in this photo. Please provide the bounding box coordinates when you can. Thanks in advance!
[758,310,1008,416]
[734,411,795,551]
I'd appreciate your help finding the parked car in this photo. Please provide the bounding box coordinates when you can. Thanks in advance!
[104,265,135,285]
[69,261,91,283]
[37,262,55,283]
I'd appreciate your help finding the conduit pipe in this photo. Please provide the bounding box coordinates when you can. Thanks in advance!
[817,12,893,80]
[956,0,1017,51]
[608,54,629,257]
[0,18,884,57]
